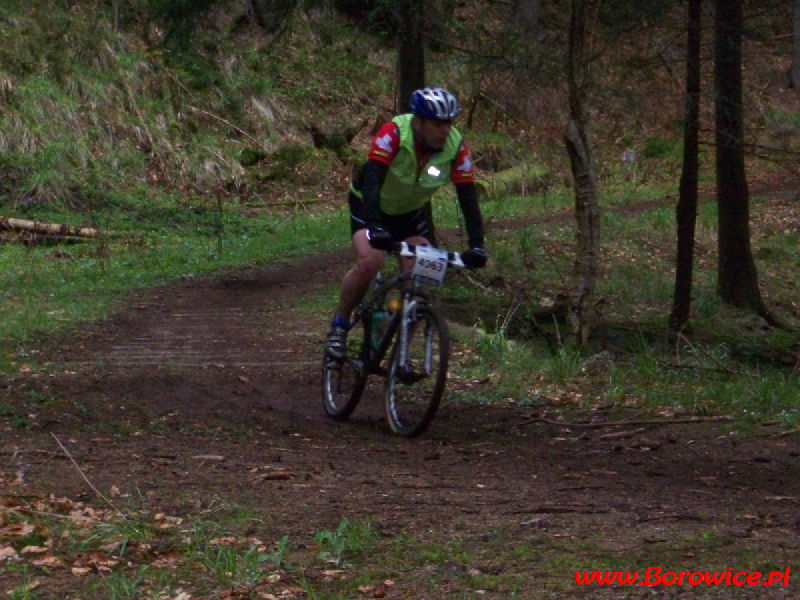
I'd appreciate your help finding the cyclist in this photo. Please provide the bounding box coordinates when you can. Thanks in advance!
[326,87,487,359]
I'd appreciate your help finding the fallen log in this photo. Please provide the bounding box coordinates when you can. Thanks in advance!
[0,216,102,240]
[0,231,94,246]
[475,163,552,200]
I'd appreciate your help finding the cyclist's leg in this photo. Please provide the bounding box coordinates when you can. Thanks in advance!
[327,230,383,359]
[335,193,387,320]
[327,192,389,357]
[336,229,385,320]
[332,202,430,324]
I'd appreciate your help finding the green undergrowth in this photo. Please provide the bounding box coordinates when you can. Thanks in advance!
[0,1,391,212]
[438,184,800,430]
[2,492,793,599]
[0,205,348,372]
[4,179,799,432]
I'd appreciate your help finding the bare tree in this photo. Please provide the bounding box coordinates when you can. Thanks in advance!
[112,0,120,32]
[564,0,600,347]
[669,0,702,332]
[396,0,426,112]
[791,0,800,89]
[714,0,772,321]
[516,0,541,35]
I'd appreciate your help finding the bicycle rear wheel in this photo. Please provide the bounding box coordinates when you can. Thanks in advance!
[385,303,449,436]
[322,317,367,419]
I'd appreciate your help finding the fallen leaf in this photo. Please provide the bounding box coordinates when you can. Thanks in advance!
[2,522,35,537]
[7,578,39,593]
[323,569,345,581]
[209,536,238,546]
[31,554,63,567]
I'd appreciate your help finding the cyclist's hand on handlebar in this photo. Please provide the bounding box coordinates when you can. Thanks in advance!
[461,247,488,269]
[367,227,396,251]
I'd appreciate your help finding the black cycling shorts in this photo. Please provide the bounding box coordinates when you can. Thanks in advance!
[348,192,432,242]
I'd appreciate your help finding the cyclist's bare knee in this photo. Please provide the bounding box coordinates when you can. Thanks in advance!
[338,229,381,295]
[353,229,386,271]
[405,235,430,247]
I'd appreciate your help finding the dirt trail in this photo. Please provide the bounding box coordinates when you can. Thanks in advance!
[3,244,799,598]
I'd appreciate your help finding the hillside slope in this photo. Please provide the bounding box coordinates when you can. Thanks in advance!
[1,1,797,225]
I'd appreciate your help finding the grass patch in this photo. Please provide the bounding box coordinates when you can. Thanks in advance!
[1,205,349,374]
[437,177,799,429]
[313,518,377,568]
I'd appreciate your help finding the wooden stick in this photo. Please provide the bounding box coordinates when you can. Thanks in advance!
[1,216,101,238]
[188,105,268,153]
[522,415,732,429]
[51,433,130,524]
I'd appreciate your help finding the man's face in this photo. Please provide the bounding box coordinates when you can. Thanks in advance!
[414,117,452,152]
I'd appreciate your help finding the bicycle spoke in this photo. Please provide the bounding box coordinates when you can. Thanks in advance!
[322,319,367,419]
[385,304,448,436]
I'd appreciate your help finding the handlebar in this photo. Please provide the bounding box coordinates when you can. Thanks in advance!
[394,242,465,269]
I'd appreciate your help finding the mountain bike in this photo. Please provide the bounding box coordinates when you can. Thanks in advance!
[322,242,464,436]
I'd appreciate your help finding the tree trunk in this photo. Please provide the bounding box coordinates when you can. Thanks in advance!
[791,0,800,89]
[669,0,701,332]
[714,0,769,318]
[112,0,119,32]
[564,0,600,348]
[397,0,426,112]
[516,0,541,35]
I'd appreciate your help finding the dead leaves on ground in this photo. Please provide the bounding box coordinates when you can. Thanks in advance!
[1,493,187,596]
[1,493,168,570]
[1,490,375,599]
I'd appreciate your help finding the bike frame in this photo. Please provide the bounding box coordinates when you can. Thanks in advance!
[322,241,464,434]
[355,272,412,377]
[356,242,462,378]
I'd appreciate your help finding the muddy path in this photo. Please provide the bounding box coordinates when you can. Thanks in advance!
[2,240,799,599]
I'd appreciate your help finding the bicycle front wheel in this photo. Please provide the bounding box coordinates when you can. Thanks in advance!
[385,303,449,436]
[322,318,367,419]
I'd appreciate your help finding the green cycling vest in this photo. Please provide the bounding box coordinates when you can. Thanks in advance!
[364,113,463,216]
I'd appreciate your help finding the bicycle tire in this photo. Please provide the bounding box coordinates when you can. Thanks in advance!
[322,317,367,419]
[385,302,449,436]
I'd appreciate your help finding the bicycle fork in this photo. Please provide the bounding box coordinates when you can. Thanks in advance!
[396,296,434,377]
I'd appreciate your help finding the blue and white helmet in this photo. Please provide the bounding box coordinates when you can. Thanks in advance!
[409,87,461,120]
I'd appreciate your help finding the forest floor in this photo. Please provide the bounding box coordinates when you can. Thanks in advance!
[1,208,799,599]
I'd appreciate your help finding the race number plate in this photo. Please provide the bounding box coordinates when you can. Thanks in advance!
[412,246,448,286]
